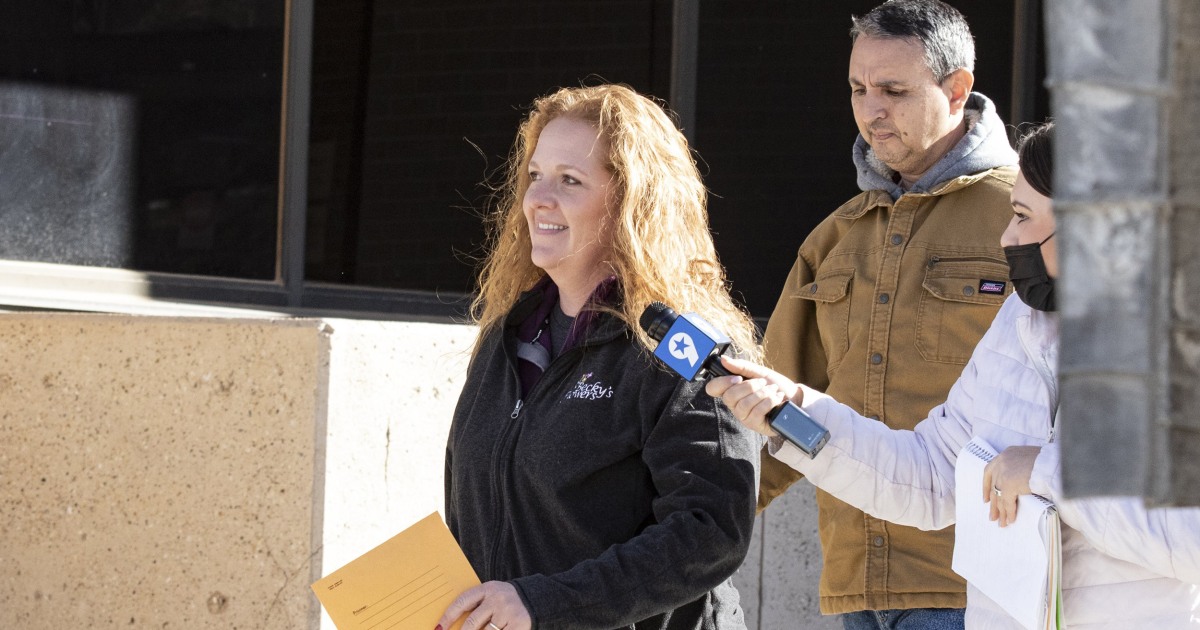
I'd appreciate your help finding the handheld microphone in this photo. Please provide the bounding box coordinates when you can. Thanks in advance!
[640,302,830,458]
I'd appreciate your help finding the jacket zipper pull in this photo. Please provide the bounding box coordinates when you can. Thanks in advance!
[511,399,523,419]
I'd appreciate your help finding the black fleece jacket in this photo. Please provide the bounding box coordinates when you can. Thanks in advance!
[445,287,760,630]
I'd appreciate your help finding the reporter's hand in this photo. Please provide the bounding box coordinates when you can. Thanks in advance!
[982,445,1040,527]
[704,357,802,438]
[436,581,531,630]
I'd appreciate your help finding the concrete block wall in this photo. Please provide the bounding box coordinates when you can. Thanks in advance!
[1046,0,1171,501]
[0,312,829,628]
[1167,0,1200,503]
[1047,0,1200,506]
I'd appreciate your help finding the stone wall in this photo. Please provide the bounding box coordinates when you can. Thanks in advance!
[0,315,330,629]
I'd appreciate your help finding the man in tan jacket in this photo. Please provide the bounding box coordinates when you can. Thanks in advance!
[759,1,1017,628]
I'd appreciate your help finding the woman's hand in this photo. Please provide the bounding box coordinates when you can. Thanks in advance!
[436,581,531,630]
[982,445,1041,527]
[704,356,802,437]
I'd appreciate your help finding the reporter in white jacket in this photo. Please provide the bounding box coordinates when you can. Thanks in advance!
[709,122,1200,629]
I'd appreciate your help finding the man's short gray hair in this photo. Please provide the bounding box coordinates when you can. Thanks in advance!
[850,0,975,82]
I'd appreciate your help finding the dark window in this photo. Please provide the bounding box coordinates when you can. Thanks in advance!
[0,1,285,279]
[305,0,673,294]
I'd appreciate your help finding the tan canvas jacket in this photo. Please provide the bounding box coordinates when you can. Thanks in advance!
[760,165,1017,614]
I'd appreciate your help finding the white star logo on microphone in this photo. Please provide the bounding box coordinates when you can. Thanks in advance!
[668,332,699,366]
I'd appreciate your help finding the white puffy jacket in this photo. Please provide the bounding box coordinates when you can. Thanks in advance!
[772,293,1200,628]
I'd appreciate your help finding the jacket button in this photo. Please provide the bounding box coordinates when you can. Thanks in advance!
[809,284,819,293]
[963,286,975,296]
[878,293,889,304]
[873,536,885,547]
[890,234,904,245]
[870,353,883,365]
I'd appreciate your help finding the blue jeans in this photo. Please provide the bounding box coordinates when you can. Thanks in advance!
[841,607,965,630]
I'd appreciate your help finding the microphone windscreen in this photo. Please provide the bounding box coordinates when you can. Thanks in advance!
[640,302,675,341]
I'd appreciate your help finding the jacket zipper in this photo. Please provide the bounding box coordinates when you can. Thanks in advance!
[1017,315,1059,442]
[1040,351,1059,443]
[927,254,1007,268]
[484,335,604,576]
[485,341,527,577]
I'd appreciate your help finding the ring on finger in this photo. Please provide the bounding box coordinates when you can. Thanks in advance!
[992,484,1003,498]
[487,623,502,630]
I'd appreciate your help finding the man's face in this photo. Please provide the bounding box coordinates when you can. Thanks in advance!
[849,35,964,185]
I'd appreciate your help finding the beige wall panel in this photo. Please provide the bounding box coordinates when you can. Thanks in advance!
[0,314,329,629]
[316,318,475,629]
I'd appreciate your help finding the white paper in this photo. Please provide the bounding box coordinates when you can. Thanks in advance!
[952,436,1060,630]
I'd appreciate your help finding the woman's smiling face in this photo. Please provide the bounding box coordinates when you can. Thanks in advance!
[523,116,617,294]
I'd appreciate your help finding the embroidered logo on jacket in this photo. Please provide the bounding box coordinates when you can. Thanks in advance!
[564,372,614,400]
[979,279,1007,295]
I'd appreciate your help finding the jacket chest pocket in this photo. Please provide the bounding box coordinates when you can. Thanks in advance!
[796,269,854,372]
[916,258,1010,364]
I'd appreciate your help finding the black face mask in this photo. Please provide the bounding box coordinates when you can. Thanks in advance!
[1003,232,1056,312]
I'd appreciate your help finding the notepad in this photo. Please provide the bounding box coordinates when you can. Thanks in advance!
[311,512,481,630]
[952,436,1062,630]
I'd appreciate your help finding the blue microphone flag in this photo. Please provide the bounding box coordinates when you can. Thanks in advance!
[651,312,731,381]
